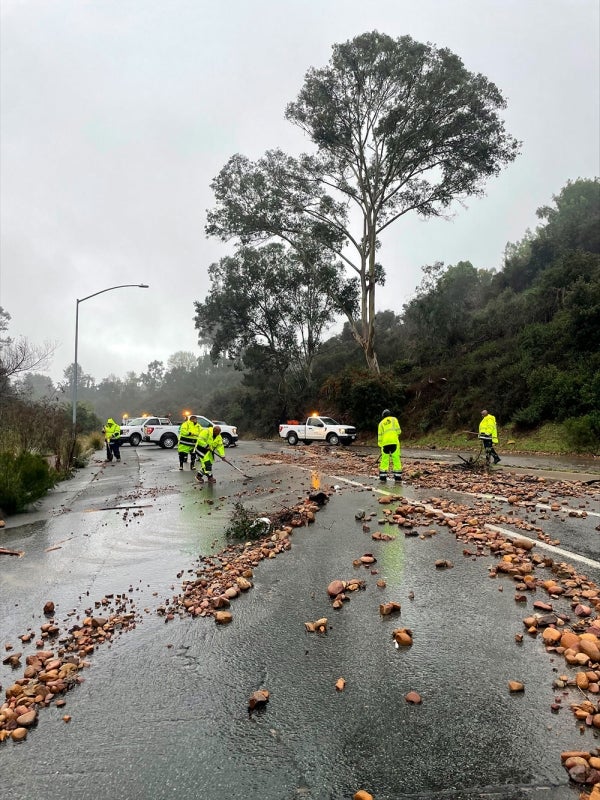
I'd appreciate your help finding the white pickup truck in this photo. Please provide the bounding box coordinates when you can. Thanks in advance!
[143,415,238,449]
[279,415,357,446]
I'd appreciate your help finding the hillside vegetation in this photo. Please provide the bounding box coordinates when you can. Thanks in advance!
[311,179,600,453]
[2,179,599,460]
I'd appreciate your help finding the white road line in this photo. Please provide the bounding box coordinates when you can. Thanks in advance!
[484,524,600,570]
[323,472,600,572]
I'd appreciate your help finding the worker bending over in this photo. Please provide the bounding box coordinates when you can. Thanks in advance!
[194,425,225,484]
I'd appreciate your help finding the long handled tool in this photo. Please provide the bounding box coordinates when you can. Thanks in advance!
[221,456,252,480]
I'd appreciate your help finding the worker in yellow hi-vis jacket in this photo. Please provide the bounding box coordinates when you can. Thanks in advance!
[194,425,225,484]
[478,409,501,464]
[378,409,402,483]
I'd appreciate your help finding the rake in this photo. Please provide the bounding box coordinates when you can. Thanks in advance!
[221,456,252,480]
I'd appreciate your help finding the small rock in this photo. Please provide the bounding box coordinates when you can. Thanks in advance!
[248,689,270,710]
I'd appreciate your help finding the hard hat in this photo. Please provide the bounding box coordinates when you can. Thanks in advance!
[381,409,391,418]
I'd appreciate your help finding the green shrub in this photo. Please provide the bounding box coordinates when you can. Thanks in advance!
[320,369,406,430]
[564,413,600,454]
[87,432,104,450]
[0,452,58,514]
[225,502,270,540]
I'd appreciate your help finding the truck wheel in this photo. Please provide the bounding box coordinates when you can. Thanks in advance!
[221,433,232,448]
[326,432,340,445]
[287,432,299,446]
[130,433,142,447]
[161,433,177,449]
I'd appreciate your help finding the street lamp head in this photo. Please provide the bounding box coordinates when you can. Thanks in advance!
[72,281,150,434]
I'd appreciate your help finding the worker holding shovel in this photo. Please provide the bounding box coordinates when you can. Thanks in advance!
[478,409,501,464]
[194,425,225,484]
[103,418,122,463]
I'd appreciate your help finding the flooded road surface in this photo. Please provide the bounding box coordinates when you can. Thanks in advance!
[1,442,599,800]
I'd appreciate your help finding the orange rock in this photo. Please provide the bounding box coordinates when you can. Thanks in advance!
[335,678,346,691]
[16,709,36,727]
[392,628,413,646]
[327,580,346,597]
[508,681,525,692]
[561,751,591,761]
[579,638,600,662]
[542,628,562,645]
[404,691,422,704]
[379,602,401,616]
[11,727,27,741]
[248,690,269,710]
[354,792,374,800]
[576,672,590,690]
[560,630,580,650]
[564,755,589,768]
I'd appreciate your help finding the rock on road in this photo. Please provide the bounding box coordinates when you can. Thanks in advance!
[1,441,599,800]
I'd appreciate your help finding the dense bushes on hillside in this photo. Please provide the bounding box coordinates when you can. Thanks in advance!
[305,179,599,450]
[3,180,598,455]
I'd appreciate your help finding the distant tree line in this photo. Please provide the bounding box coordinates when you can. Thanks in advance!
[2,178,598,458]
[196,178,600,448]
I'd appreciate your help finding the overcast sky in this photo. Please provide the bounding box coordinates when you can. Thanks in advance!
[1,0,598,384]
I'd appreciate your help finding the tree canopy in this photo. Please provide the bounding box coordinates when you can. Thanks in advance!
[207,30,519,372]
[194,242,344,405]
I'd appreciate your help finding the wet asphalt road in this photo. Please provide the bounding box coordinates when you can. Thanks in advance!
[1,441,599,800]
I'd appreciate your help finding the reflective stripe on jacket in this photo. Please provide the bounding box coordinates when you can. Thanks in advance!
[195,427,225,458]
[178,420,200,451]
[478,414,498,444]
[378,416,401,448]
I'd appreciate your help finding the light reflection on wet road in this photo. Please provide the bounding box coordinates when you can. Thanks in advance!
[1,442,598,800]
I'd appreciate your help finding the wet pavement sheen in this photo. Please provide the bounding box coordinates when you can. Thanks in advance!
[1,442,598,799]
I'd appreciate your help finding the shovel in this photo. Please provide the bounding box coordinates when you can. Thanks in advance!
[105,441,113,462]
[221,455,251,480]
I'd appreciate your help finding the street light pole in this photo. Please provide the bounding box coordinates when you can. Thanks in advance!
[72,283,149,432]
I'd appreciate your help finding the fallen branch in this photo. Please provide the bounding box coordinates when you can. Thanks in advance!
[0,547,24,557]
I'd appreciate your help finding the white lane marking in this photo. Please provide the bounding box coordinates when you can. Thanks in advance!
[451,490,600,519]
[323,473,600,571]
[484,524,600,570]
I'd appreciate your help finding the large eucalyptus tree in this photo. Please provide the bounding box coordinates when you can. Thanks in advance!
[207,31,519,372]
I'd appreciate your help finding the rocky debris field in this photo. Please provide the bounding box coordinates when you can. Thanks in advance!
[2,447,600,798]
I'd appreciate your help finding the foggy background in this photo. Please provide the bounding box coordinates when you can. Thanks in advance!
[1,0,598,384]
